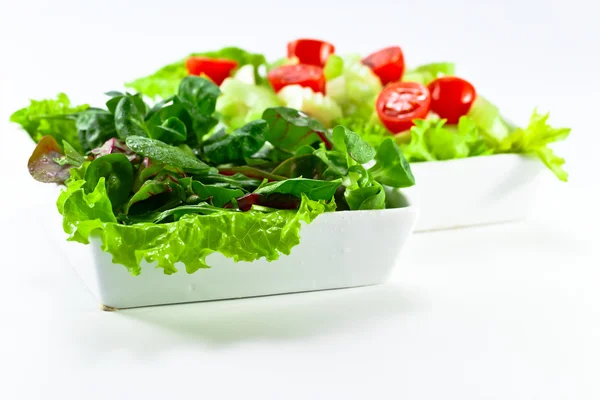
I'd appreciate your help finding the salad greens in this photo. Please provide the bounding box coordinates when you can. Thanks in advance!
[11,39,572,274]
[12,75,415,275]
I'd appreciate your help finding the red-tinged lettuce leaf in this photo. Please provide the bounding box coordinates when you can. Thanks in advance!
[57,172,335,275]
[27,135,71,183]
[91,138,140,163]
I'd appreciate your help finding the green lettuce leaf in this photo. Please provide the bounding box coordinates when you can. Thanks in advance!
[216,77,282,130]
[125,47,267,100]
[58,174,334,275]
[277,85,342,128]
[496,110,571,181]
[325,54,382,118]
[369,138,415,188]
[402,62,455,85]
[400,117,492,162]
[10,93,89,152]
[254,178,342,201]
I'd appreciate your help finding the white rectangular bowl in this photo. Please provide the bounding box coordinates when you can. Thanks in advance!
[403,154,544,232]
[50,205,418,309]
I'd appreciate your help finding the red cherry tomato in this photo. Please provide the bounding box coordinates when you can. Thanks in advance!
[427,77,476,124]
[376,82,431,133]
[185,57,238,85]
[362,46,405,85]
[287,39,335,66]
[267,64,326,93]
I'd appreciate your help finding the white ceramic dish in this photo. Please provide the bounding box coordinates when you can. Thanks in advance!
[398,154,545,232]
[50,204,418,309]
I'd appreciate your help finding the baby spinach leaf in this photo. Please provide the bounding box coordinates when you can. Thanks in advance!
[125,136,210,174]
[178,76,221,115]
[369,138,415,188]
[332,125,376,164]
[115,94,150,139]
[191,181,244,207]
[27,136,71,183]
[262,107,332,152]
[106,92,146,115]
[84,153,134,208]
[76,108,117,151]
[342,165,386,210]
[313,146,349,178]
[197,172,262,191]
[345,182,386,210]
[254,178,342,201]
[152,116,187,144]
[271,154,328,179]
[203,120,268,165]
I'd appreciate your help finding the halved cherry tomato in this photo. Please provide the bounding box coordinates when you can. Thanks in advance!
[376,82,431,133]
[287,39,335,66]
[267,64,326,93]
[362,46,405,85]
[185,57,238,85]
[427,77,476,124]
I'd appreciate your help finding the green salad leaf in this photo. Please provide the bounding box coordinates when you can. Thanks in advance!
[369,138,415,188]
[216,77,282,130]
[203,120,268,165]
[84,154,134,209]
[58,173,334,275]
[254,178,343,201]
[76,108,117,151]
[262,107,332,152]
[10,93,89,152]
[496,110,571,181]
[115,94,150,139]
[402,62,455,85]
[125,47,267,99]
[125,136,211,174]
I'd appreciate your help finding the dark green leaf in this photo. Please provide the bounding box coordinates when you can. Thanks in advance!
[313,147,349,178]
[106,92,146,115]
[369,138,415,188]
[262,107,332,152]
[332,125,376,164]
[125,136,210,174]
[76,108,117,151]
[84,153,134,208]
[203,120,267,165]
[125,179,184,215]
[191,181,244,207]
[271,154,328,179]
[178,76,220,115]
[197,172,262,191]
[115,94,149,139]
[254,178,342,201]
[152,117,187,144]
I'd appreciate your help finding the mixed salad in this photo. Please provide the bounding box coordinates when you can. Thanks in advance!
[10,38,570,275]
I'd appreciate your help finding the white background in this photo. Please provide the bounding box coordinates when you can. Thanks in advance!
[1,1,599,399]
